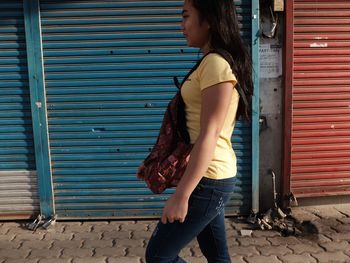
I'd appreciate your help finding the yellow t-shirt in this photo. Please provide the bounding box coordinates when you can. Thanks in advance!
[181,53,239,179]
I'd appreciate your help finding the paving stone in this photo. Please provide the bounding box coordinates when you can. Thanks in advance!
[182,257,205,263]
[52,240,84,249]
[319,241,350,252]
[0,240,22,249]
[227,237,239,247]
[4,259,38,263]
[229,245,259,257]
[45,223,66,233]
[126,247,147,257]
[0,233,16,242]
[252,230,281,238]
[288,243,323,254]
[226,229,239,238]
[245,255,282,263]
[38,259,72,263]
[312,251,350,263]
[21,240,53,249]
[277,253,317,263]
[334,205,350,217]
[308,221,336,235]
[319,218,343,228]
[179,247,192,257]
[116,220,137,224]
[95,247,126,257]
[225,222,235,231]
[92,224,118,232]
[73,232,102,240]
[291,208,320,221]
[314,234,333,243]
[180,249,197,258]
[43,233,73,241]
[131,231,152,240]
[83,239,113,249]
[27,248,61,259]
[61,248,93,258]
[237,237,270,246]
[114,239,143,248]
[345,248,350,257]
[229,256,246,263]
[60,222,82,227]
[109,219,130,225]
[145,222,158,232]
[304,206,344,219]
[0,248,30,259]
[231,222,252,231]
[82,221,109,227]
[337,217,350,224]
[102,230,130,240]
[107,257,141,263]
[72,257,106,263]
[191,246,203,257]
[137,220,155,224]
[0,227,9,235]
[64,224,92,233]
[188,239,199,248]
[331,223,350,232]
[326,232,350,242]
[2,222,23,228]
[256,245,293,256]
[120,223,148,231]
[268,236,301,246]
[13,233,45,241]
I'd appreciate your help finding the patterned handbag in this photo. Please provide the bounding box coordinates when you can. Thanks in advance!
[137,89,193,194]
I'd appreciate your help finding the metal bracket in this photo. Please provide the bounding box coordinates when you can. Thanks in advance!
[27,214,57,231]
[27,214,44,231]
[42,215,57,230]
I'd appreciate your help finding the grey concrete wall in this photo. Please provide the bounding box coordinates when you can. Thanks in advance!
[258,6,284,211]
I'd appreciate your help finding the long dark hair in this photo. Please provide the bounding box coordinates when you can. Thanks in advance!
[189,0,253,120]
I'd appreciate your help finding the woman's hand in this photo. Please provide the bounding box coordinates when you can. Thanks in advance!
[161,193,189,224]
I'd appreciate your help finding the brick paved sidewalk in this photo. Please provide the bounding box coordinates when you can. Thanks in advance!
[0,204,349,263]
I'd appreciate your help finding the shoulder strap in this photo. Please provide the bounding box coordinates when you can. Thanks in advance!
[173,52,211,90]
[173,51,249,110]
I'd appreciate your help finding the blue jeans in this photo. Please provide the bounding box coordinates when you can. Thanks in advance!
[145,176,236,263]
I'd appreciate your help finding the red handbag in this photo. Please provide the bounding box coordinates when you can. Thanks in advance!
[137,90,193,194]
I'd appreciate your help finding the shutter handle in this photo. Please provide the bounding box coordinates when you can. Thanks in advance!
[145,103,153,108]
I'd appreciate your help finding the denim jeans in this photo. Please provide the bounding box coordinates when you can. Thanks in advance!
[145,176,236,263]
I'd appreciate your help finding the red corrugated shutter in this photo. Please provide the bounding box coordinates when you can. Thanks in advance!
[290,0,350,197]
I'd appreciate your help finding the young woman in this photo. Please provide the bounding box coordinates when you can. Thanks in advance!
[146,0,253,262]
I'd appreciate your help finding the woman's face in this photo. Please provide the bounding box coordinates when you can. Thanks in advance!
[181,0,210,52]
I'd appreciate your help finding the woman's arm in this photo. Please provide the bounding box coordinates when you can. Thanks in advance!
[161,81,234,224]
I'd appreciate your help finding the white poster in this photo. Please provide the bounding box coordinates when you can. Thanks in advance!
[260,44,282,78]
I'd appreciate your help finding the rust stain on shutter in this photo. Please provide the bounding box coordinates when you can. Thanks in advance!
[291,0,350,197]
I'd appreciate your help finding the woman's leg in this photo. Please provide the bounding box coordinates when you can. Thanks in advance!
[145,177,235,263]
[145,185,215,263]
[145,219,204,263]
[197,211,231,263]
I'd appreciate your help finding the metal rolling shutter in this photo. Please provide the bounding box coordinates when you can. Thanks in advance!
[0,1,39,219]
[291,0,350,197]
[40,0,253,218]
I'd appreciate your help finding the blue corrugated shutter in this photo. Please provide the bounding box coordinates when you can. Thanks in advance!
[40,0,252,218]
[0,1,39,219]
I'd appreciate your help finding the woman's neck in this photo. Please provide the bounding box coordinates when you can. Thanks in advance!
[201,42,210,55]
